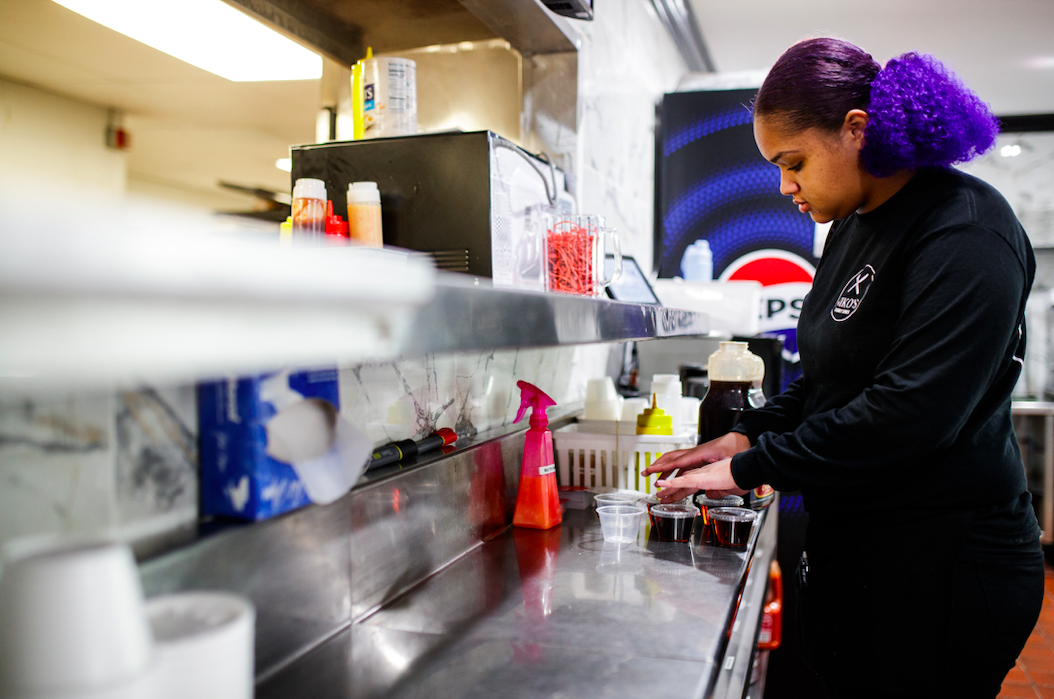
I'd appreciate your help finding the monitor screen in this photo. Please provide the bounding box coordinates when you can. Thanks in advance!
[605,255,660,305]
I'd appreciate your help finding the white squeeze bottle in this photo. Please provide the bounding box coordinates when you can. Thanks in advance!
[347,181,383,247]
[681,239,713,282]
[291,178,326,238]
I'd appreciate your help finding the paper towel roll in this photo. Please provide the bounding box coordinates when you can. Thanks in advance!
[145,592,255,699]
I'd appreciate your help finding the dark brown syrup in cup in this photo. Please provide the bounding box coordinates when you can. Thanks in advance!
[651,504,699,542]
[710,507,757,548]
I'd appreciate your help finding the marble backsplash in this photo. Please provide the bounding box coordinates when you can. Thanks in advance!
[0,344,618,550]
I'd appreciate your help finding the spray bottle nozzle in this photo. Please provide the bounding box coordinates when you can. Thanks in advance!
[515,380,557,427]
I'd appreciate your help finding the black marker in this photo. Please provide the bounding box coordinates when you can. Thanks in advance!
[367,428,458,471]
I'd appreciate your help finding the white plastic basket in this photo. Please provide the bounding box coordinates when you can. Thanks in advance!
[553,423,697,494]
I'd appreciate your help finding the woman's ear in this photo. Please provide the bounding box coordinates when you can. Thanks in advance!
[843,109,869,150]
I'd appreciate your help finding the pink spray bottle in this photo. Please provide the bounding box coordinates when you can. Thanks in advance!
[512,380,561,530]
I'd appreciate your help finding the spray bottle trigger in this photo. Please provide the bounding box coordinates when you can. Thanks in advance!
[515,380,557,423]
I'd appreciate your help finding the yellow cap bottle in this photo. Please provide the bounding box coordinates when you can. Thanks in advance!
[636,394,674,435]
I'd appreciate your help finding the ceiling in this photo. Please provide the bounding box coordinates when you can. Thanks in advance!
[0,0,497,211]
[688,0,1054,116]
[1,0,1052,212]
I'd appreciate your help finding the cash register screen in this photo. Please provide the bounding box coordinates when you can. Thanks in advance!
[604,255,661,305]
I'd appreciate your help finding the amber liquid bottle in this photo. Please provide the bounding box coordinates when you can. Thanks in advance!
[698,381,757,443]
[696,341,766,444]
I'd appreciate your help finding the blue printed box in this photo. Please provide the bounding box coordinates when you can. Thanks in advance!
[199,368,340,521]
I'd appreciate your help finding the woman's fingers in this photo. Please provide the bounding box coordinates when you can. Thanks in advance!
[657,487,696,503]
[642,448,706,476]
[656,458,740,494]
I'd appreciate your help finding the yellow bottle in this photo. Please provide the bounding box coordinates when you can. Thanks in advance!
[636,394,674,435]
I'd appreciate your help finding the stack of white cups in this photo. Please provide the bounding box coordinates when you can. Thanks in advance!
[0,541,157,699]
[0,540,255,699]
[146,592,255,699]
[584,377,622,421]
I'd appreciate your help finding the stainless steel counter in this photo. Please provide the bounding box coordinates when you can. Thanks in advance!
[257,505,776,699]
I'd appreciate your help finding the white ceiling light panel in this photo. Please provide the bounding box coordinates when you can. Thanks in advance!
[51,0,322,81]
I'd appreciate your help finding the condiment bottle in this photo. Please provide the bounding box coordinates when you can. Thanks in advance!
[636,394,674,436]
[512,381,561,530]
[698,341,765,443]
[346,181,383,247]
[291,178,326,238]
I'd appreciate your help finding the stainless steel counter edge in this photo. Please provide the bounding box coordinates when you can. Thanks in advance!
[709,501,778,698]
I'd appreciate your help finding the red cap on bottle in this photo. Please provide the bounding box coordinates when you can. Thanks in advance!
[325,200,349,237]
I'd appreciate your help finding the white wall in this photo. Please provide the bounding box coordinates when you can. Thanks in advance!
[0,77,126,198]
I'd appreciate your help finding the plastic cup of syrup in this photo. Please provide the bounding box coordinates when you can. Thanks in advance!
[644,494,692,526]
[597,505,646,544]
[709,507,758,548]
[651,504,699,542]
[696,494,745,544]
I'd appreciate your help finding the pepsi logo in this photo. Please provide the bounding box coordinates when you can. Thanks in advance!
[719,249,815,286]
[720,249,815,333]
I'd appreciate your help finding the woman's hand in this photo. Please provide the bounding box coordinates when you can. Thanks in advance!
[642,432,751,502]
[655,458,747,500]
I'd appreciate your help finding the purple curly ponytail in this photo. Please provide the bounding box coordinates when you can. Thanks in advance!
[754,38,1000,177]
[862,52,999,175]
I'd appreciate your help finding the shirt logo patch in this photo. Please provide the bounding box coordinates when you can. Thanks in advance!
[831,265,875,322]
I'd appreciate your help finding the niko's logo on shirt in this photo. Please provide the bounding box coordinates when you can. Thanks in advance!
[831,265,875,322]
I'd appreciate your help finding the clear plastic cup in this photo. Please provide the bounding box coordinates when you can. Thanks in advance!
[651,503,700,542]
[696,494,745,544]
[597,505,646,544]
[593,492,643,509]
[709,507,758,548]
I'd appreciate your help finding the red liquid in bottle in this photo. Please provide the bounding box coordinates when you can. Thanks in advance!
[513,475,561,530]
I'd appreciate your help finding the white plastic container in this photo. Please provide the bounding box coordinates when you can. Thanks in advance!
[361,56,417,139]
[347,181,383,247]
[553,423,697,493]
[145,592,255,699]
[680,239,713,282]
[652,278,763,337]
[0,541,156,698]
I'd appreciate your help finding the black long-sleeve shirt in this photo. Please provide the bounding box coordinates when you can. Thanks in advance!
[729,167,1039,541]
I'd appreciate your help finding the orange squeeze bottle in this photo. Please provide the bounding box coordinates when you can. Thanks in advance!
[512,380,562,530]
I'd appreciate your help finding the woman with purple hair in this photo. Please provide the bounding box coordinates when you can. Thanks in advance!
[646,38,1042,696]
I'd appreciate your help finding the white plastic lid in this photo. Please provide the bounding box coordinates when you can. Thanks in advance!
[707,341,765,382]
[347,181,381,204]
[292,178,326,202]
[651,374,682,396]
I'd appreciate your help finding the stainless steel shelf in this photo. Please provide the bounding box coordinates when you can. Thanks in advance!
[401,273,710,355]
[0,207,708,389]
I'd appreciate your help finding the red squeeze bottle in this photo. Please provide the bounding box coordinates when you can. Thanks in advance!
[512,380,561,530]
